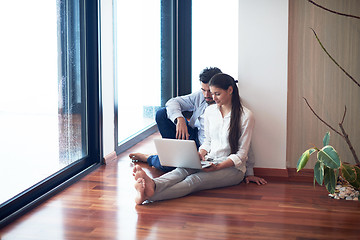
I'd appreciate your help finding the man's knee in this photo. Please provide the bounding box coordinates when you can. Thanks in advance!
[155,107,168,124]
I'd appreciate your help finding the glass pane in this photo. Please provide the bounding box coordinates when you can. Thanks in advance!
[116,0,161,143]
[0,0,87,204]
[192,0,238,91]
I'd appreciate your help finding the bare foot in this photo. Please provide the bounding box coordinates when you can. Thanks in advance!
[133,165,155,204]
[134,178,146,204]
[129,153,150,163]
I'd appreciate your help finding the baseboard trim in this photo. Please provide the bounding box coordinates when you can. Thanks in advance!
[254,167,313,182]
[288,168,314,182]
[103,151,117,165]
[254,168,289,177]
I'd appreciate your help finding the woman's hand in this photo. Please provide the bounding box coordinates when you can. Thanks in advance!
[245,175,267,185]
[202,159,234,172]
[201,163,219,172]
[198,149,207,161]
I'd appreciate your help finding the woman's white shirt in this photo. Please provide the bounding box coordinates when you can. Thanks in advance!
[199,104,255,173]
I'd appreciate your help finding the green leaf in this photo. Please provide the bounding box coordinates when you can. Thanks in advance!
[341,164,360,190]
[324,167,337,194]
[297,149,314,172]
[335,168,339,182]
[350,166,360,189]
[323,132,330,147]
[314,161,324,185]
[341,163,356,183]
[317,146,340,169]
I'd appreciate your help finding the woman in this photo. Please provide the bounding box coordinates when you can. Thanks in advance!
[133,73,255,204]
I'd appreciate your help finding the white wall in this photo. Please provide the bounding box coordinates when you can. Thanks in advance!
[101,0,115,157]
[238,0,288,169]
[101,0,289,170]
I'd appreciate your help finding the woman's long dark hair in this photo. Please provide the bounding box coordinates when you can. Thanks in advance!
[209,73,243,154]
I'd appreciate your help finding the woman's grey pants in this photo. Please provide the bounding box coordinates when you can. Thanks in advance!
[149,167,244,202]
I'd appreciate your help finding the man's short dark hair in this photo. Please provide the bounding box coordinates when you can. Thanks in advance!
[199,67,222,84]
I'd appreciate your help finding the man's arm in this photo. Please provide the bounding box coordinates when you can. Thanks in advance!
[165,91,202,123]
[165,91,203,140]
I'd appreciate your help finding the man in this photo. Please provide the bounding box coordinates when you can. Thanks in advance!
[130,67,267,185]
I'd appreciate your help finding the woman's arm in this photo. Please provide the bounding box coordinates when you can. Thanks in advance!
[227,109,255,168]
[198,107,212,153]
[202,158,234,172]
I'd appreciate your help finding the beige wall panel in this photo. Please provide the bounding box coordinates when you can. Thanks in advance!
[287,0,360,168]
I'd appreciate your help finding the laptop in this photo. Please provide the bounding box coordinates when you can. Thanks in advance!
[154,138,212,169]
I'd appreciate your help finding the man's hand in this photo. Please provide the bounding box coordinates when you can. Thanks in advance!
[176,117,189,140]
[245,175,267,185]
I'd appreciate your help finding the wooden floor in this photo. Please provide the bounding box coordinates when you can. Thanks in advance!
[1,132,360,240]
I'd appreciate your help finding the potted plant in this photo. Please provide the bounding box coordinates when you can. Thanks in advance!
[296,1,360,198]
[297,132,360,195]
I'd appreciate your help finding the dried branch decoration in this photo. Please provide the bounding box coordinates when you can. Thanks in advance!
[308,0,360,20]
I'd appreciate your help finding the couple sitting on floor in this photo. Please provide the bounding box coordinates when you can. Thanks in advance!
[130,67,267,205]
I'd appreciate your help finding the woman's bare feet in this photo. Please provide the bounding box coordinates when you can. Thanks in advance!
[133,165,155,204]
[129,153,150,163]
[134,178,147,205]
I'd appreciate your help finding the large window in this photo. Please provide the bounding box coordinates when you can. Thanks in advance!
[115,0,161,144]
[0,1,60,204]
[192,0,238,90]
[0,0,101,225]
[114,0,236,152]
[114,0,175,152]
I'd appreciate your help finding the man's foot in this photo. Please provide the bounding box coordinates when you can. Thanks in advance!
[129,153,150,163]
[133,165,155,204]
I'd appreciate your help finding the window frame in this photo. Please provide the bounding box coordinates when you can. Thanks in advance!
[0,0,102,227]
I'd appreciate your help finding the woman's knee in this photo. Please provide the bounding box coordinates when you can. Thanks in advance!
[189,169,243,191]
[183,174,207,192]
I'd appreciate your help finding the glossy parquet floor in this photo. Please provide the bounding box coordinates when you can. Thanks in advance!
[1,132,360,240]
